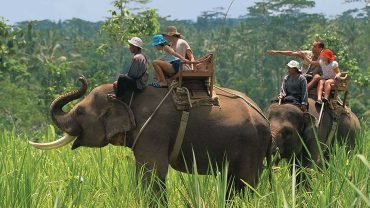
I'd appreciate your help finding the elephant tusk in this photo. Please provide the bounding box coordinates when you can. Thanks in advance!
[28,133,76,150]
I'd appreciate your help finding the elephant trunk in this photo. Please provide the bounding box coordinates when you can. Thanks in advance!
[270,126,279,154]
[50,76,87,136]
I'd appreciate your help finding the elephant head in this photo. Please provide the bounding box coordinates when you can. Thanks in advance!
[30,77,136,150]
[267,103,316,159]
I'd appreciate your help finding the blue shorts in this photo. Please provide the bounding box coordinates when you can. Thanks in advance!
[170,59,181,72]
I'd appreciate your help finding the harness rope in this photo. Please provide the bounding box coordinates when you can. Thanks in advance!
[131,85,176,149]
[181,87,192,108]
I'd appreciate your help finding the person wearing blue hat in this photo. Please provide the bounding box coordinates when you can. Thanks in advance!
[151,34,189,88]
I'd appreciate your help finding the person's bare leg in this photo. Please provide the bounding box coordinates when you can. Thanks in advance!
[152,60,169,86]
[155,60,176,74]
[308,74,321,91]
[317,80,325,101]
[152,65,161,81]
[155,60,176,85]
[324,79,335,100]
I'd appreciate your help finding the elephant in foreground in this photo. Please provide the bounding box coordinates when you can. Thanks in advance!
[30,77,271,203]
[267,98,360,183]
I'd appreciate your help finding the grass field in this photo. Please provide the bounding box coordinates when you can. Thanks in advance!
[0,125,369,207]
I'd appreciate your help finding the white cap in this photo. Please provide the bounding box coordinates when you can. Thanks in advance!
[128,37,143,49]
[286,60,302,72]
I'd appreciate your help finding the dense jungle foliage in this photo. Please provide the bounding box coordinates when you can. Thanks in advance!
[1,0,370,132]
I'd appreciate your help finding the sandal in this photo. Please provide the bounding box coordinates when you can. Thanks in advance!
[315,99,323,105]
[149,82,168,88]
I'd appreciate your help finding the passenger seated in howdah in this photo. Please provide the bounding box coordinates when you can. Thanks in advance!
[108,37,148,100]
[150,34,190,88]
[278,60,308,112]
[267,40,324,91]
[301,49,341,105]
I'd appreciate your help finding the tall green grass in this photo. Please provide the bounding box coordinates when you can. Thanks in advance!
[0,126,369,207]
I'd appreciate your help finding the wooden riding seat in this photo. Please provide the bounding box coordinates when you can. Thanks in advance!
[330,72,349,107]
[178,53,215,98]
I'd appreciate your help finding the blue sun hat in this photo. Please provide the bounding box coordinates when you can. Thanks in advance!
[151,34,167,46]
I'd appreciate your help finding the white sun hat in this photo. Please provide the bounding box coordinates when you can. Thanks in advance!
[128,37,143,49]
[286,60,302,72]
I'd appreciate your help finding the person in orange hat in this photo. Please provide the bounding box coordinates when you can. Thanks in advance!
[302,49,341,105]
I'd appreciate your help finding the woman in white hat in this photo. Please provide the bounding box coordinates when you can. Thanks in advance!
[163,26,195,68]
[278,60,308,111]
[109,37,148,99]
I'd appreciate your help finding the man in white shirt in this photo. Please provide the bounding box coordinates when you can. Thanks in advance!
[163,26,195,70]
[267,40,324,91]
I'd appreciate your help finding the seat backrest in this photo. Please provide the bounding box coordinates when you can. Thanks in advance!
[194,53,213,72]
[335,72,349,91]
[178,53,215,96]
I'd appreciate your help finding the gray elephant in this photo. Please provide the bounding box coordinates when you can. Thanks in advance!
[267,98,361,184]
[30,77,271,203]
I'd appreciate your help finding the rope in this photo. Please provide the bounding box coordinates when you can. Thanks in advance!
[128,91,134,107]
[214,86,269,122]
[316,102,325,127]
[131,85,176,149]
[107,90,135,147]
[175,86,193,108]
[182,87,192,108]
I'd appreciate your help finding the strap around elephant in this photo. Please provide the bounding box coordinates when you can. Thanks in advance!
[169,111,189,164]
[325,121,338,148]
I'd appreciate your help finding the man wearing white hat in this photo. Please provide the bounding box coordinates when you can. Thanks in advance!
[109,37,148,99]
[278,60,308,111]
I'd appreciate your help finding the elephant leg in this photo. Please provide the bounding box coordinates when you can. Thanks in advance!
[223,169,247,202]
[302,124,325,169]
[297,152,315,190]
[289,154,310,190]
[134,144,169,207]
[227,157,261,199]
[225,172,236,202]
[135,161,168,207]
[293,135,322,190]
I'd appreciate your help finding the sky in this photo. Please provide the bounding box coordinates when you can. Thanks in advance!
[0,0,367,24]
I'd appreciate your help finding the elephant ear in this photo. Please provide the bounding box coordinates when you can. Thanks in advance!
[303,112,317,130]
[103,99,136,140]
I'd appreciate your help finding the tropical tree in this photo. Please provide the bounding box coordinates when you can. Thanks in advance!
[93,0,160,83]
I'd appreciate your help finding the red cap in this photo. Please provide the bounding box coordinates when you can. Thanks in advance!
[320,49,336,61]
